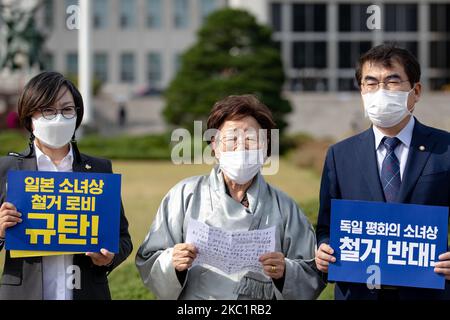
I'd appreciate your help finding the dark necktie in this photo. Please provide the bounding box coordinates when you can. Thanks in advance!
[380,137,401,202]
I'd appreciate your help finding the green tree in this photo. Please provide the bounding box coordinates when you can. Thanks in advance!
[163,8,292,132]
[0,1,45,70]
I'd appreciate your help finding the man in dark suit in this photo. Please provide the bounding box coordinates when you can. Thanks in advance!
[315,44,450,300]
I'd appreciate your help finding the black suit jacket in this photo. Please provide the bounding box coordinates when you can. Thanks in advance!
[316,119,450,300]
[0,143,133,300]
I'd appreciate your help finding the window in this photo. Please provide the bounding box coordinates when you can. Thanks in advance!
[271,2,282,32]
[200,0,216,23]
[147,52,162,85]
[290,78,328,91]
[120,0,137,29]
[384,41,418,60]
[94,53,108,83]
[430,4,450,32]
[174,53,182,73]
[43,0,54,29]
[338,78,358,91]
[174,0,189,29]
[66,53,78,76]
[65,0,78,28]
[429,78,450,91]
[339,41,372,68]
[292,4,326,32]
[385,4,418,32]
[338,3,372,32]
[65,0,79,13]
[430,41,450,69]
[65,0,78,9]
[120,53,135,83]
[147,0,162,28]
[292,42,327,69]
[93,0,108,29]
[274,41,282,53]
[42,52,54,71]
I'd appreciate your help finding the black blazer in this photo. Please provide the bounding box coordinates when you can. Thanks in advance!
[0,143,132,300]
[317,119,450,300]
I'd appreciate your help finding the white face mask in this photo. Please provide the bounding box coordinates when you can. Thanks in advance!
[32,114,77,149]
[218,149,265,185]
[362,87,414,128]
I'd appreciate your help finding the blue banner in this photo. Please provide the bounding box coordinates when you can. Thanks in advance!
[328,199,449,290]
[5,170,122,253]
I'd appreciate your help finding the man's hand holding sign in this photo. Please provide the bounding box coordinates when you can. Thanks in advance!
[435,252,450,281]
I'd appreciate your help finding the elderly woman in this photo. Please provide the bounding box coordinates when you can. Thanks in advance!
[136,95,325,300]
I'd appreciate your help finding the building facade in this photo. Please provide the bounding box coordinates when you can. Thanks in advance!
[266,0,450,92]
[35,0,450,94]
[36,0,227,95]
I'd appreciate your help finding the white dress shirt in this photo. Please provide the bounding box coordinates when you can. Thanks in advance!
[34,143,74,300]
[373,116,415,181]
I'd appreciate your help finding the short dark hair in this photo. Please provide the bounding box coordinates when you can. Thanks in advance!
[18,72,84,132]
[207,95,276,156]
[355,44,421,88]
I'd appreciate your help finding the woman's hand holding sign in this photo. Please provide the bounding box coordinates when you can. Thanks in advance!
[86,248,115,266]
[0,202,22,239]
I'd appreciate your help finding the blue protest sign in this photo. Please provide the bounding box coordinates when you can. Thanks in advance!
[5,170,121,253]
[328,199,449,290]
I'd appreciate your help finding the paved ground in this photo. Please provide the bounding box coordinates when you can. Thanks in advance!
[93,92,450,140]
[93,94,166,136]
[285,92,450,140]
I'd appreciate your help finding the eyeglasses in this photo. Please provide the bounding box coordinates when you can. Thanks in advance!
[216,133,266,152]
[38,106,77,120]
[361,79,411,93]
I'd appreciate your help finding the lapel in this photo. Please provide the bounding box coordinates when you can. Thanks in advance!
[354,128,385,202]
[72,154,89,173]
[71,142,93,173]
[397,119,435,202]
[16,146,38,171]
[17,143,93,173]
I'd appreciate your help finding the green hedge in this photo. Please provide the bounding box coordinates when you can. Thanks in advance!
[77,134,172,160]
[0,131,173,160]
[0,130,308,160]
[0,131,28,155]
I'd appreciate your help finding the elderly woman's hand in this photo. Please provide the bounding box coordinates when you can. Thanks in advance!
[259,252,286,279]
[172,243,198,272]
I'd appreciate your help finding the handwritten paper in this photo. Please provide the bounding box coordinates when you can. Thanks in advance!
[185,219,276,274]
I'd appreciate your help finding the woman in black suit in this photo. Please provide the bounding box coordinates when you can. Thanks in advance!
[0,72,132,300]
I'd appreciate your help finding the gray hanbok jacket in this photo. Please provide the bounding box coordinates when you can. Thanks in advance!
[136,166,325,300]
